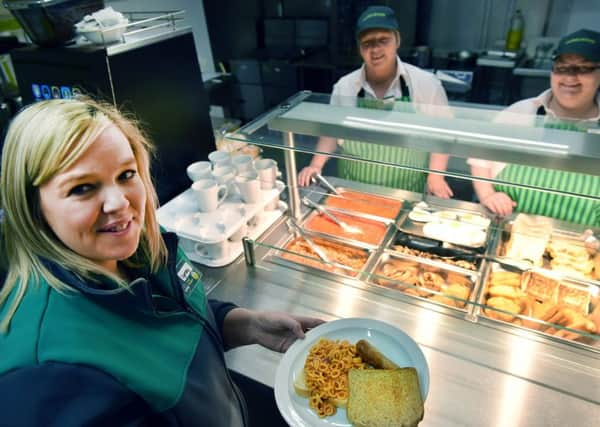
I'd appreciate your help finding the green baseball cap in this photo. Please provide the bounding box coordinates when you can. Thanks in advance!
[355,6,399,39]
[553,28,600,62]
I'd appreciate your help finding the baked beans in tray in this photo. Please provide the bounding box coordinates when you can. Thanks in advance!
[300,209,392,249]
[321,188,404,222]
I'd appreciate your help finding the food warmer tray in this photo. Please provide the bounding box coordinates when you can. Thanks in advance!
[475,262,599,350]
[365,250,479,313]
[302,176,422,224]
[495,213,600,285]
[299,208,395,250]
[311,187,407,223]
[396,199,495,251]
[387,230,486,272]
[265,228,379,282]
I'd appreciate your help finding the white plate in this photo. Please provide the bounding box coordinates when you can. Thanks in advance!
[408,208,433,223]
[423,220,486,247]
[274,318,429,427]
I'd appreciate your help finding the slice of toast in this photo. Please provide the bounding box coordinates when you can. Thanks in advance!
[347,368,424,427]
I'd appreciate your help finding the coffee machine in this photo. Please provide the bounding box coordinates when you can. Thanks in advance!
[10,26,215,203]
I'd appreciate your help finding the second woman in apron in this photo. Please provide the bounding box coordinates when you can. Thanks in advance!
[469,28,600,226]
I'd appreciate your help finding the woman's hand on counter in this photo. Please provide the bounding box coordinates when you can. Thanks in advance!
[298,165,322,187]
[480,191,516,217]
[223,308,325,352]
[427,174,453,199]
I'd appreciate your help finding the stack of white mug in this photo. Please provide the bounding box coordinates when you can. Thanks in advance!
[186,150,281,213]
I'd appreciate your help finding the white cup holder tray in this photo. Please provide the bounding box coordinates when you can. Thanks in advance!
[158,180,286,266]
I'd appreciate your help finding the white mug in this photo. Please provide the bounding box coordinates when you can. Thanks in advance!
[254,158,280,190]
[212,165,237,193]
[186,161,212,182]
[235,171,261,203]
[208,150,232,167]
[191,179,228,212]
[232,154,255,174]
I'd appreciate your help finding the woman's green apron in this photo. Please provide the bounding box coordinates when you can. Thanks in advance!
[337,75,428,192]
[494,106,600,226]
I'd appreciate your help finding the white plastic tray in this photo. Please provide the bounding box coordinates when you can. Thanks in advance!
[158,180,286,267]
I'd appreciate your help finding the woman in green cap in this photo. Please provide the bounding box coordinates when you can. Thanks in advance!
[470,28,600,226]
[298,5,453,198]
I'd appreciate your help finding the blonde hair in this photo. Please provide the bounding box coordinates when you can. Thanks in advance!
[0,97,168,332]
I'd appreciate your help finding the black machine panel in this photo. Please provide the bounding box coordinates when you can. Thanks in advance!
[10,31,215,203]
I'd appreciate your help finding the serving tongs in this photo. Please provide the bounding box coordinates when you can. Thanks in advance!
[286,218,354,274]
[310,172,340,195]
[301,197,362,234]
[286,218,332,264]
[394,232,533,273]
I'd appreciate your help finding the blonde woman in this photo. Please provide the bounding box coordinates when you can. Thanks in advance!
[0,98,322,426]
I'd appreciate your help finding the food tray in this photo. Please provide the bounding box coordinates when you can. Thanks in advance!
[270,231,377,280]
[158,181,286,266]
[396,200,493,250]
[476,264,600,348]
[386,230,484,272]
[321,188,405,222]
[303,177,421,224]
[301,209,391,248]
[366,251,478,312]
[496,213,600,283]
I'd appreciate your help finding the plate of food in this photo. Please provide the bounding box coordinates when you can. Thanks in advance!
[274,318,429,427]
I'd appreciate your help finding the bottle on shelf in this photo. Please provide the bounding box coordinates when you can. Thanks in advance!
[505,9,525,52]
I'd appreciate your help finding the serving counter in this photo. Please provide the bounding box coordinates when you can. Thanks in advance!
[203,224,599,426]
[191,91,600,425]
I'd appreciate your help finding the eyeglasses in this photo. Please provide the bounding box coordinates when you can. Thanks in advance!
[359,36,393,50]
[552,64,600,75]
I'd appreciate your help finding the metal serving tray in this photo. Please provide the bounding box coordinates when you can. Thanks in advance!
[386,230,485,272]
[267,229,378,281]
[396,199,494,251]
[365,250,479,312]
[300,209,393,250]
[475,263,600,350]
[303,177,422,223]
[318,187,406,223]
[496,214,600,285]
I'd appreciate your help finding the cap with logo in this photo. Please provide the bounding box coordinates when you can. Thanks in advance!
[355,5,399,39]
[553,28,600,62]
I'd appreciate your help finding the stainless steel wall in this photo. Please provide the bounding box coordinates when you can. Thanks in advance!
[418,0,579,55]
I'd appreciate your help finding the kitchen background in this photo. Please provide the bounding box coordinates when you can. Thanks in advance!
[0,0,595,204]
[0,0,598,125]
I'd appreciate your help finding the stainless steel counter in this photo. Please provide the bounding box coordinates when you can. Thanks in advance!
[202,221,600,426]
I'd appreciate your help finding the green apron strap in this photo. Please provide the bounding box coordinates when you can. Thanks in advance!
[339,78,426,191]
